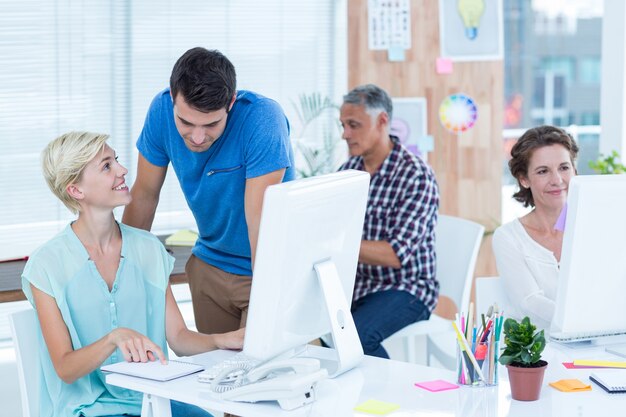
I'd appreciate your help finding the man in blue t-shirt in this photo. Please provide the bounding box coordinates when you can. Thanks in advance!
[123,47,294,334]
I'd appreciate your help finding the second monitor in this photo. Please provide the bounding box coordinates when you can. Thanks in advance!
[244,169,370,376]
[550,174,626,344]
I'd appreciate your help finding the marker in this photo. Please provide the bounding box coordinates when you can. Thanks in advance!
[452,321,485,382]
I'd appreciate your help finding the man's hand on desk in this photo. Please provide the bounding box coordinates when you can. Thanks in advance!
[216,327,246,351]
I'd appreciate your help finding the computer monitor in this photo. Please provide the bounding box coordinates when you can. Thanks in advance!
[243,170,370,377]
[550,174,626,344]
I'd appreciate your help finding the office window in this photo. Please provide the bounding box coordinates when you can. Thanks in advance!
[580,57,601,84]
[502,1,602,223]
[0,0,347,261]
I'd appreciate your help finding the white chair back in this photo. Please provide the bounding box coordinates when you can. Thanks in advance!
[384,215,484,365]
[435,215,485,317]
[9,308,40,417]
[475,276,510,319]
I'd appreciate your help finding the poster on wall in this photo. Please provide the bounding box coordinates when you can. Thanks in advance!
[390,98,431,160]
[439,0,503,61]
[368,0,411,50]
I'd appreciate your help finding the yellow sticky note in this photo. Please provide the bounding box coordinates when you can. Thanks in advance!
[549,379,592,392]
[165,229,198,247]
[354,399,401,415]
[573,359,626,368]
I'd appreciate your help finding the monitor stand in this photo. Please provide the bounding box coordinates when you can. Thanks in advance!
[312,260,364,378]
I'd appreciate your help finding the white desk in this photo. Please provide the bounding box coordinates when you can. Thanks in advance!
[106,344,626,417]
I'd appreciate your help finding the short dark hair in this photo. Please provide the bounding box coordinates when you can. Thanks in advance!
[343,84,393,120]
[509,125,579,207]
[169,47,236,112]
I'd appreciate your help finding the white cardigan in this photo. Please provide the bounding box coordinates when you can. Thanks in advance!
[492,218,559,330]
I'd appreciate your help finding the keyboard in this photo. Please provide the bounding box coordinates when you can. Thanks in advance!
[550,329,626,343]
[197,352,261,384]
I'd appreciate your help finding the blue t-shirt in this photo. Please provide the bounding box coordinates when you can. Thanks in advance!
[137,89,294,275]
[21,223,173,417]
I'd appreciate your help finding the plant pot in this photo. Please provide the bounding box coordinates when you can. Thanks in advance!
[506,360,548,401]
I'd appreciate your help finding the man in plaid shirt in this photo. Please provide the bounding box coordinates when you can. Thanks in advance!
[339,84,440,358]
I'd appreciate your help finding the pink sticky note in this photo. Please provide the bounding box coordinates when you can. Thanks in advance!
[554,203,567,232]
[415,379,459,392]
[436,58,453,74]
[562,362,618,369]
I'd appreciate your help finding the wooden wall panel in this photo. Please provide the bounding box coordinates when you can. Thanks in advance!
[347,0,502,277]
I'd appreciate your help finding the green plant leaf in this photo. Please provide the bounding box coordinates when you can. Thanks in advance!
[500,316,546,365]
[589,150,626,175]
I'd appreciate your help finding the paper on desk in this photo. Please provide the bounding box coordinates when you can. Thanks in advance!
[165,229,198,247]
[354,399,400,415]
[562,362,607,369]
[549,379,592,392]
[414,379,459,392]
[573,359,626,369]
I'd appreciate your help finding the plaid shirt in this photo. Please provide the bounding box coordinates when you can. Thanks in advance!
[339,136,440,312]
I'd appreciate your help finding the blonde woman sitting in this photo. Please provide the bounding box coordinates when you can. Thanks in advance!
[23,131,244,417]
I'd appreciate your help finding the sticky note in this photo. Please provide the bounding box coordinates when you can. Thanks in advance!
[415,379,459,392]
[387,45,406,62]
[354,399,401,415]
[549,379,592,392]
[436,57,453,74]
[417,135,434,153]
[562,362,598,369]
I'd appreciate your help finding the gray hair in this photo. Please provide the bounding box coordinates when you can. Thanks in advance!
[342,84,393,120]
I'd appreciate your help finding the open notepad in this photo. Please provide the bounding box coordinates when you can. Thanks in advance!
[101,359,205,382]
[589,371,626,393]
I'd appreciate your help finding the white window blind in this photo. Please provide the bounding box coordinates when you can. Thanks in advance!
[0,0,346,260]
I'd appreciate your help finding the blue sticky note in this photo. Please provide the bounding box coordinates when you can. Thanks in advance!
[417,135,434,153]
[387,45,405,62]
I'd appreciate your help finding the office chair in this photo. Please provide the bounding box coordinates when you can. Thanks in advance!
[9,308,40,417]
[383,215,484,366]
[475,276,509,320]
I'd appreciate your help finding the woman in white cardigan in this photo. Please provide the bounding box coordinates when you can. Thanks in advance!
[493,126,579,329]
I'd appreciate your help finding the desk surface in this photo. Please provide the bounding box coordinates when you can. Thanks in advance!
[106,344,626,417]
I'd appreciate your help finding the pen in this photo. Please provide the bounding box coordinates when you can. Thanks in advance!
[494,313,503,382]
[480,319,493,343]
[452,321,485,382]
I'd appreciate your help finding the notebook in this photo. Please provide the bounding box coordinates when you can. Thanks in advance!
[101,359,205,382]
[606,345,626,360]
[589,371,626,394]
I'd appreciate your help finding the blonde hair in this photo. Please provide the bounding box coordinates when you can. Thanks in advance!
[41,131,109,214]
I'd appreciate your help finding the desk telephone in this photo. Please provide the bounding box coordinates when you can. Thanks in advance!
[201,357,328,410]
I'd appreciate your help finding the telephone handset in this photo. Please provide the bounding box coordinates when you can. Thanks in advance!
[246,357,321,382]
[208,357,328,410]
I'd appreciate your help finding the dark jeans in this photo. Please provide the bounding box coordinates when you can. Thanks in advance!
[351,290,431,359]
[101,400,212,417]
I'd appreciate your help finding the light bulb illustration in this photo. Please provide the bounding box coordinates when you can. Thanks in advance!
[457,0,485,40]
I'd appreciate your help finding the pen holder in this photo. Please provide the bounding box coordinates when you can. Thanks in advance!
[456,340,498,387]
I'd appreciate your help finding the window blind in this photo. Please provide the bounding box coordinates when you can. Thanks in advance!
[0,0,346,260]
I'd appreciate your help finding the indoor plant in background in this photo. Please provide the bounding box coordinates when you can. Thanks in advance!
[588,150,626,174]
[498,316,547,401]
[291,93,344,178]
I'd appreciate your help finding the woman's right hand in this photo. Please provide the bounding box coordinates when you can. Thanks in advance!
[108,328,166,364]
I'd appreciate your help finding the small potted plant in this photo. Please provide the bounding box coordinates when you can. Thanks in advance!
[498,316,547,401]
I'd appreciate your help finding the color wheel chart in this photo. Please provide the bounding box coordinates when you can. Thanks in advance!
[439,94,478,134]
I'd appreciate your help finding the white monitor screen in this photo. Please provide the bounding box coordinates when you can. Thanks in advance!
[244,170,369,362]
[550,174,626,342]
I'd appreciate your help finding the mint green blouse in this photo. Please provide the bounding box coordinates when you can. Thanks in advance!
[22,223,174,417]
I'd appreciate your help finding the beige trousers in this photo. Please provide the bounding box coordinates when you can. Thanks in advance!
[185,255,251,334]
